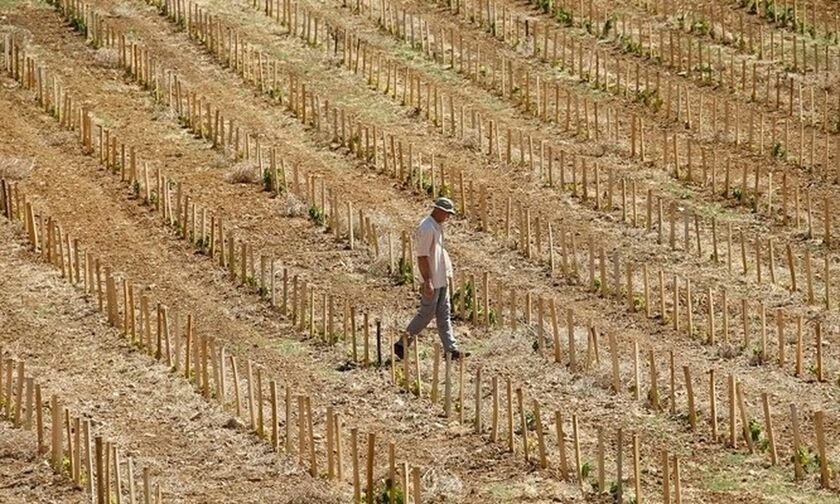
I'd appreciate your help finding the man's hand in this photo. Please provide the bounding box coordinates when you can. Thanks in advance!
[423,279,434,300]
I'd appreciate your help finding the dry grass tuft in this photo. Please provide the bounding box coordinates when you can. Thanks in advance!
[421,467,464,501]
[151,104,178,123]
[461,134,480,152]
[718,343,740,360]
[0,157,34,180]
[283,193,307,218]
[93,47,120,68]
[110,2,137,18]
[225,160,259,184]
[44,131,75,147]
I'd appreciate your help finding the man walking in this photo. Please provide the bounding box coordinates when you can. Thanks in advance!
[395,197,468,360]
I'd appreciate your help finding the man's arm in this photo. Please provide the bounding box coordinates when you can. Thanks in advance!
[417,255,432,284]
[415,223,434,297]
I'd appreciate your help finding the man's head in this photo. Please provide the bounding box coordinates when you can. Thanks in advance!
[431,197,456,223]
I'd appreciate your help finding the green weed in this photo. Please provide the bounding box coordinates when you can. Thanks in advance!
[748,418,762,444]
[394,367,406,389]
[451,281,497,325]
[396,256,414,286]
[69,14,87,34]
[61,455,71,475]
[750,346,766,365]
[690,19,711,36]
[195,235,210,251]
[600,18,614,40]
[580,460,593,480]
[794,445,831,475]
[524,410,536,431]
[410,379,421,396]
[268,87,284,101]
[609,481,621,499]
[618,35,643,57]
[555,7,573,27]
[764,0,795,28]
[376,478,405,503]
[308,204,325,226]
[262,167,273,192]
[633,295,646,312]
[634,89,662,111]
[740,0,758,15]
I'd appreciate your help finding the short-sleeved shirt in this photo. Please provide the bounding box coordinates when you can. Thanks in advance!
[415,215,452,289]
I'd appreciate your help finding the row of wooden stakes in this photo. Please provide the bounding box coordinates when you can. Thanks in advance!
[0,349,163,503]
[1,23,832,496]
[148,0,830,348]
[130,0,840,328]
[2,30,408,264]
[0,23,701,500]
[230,0,840,271]
[39,0,840,430]
[0,178,428,503]
[641,0,839,57]
[41,0,840,391]
[39,0,840,386]
[0,36,691,498]
[401,267,836,490]
[0,33,446,500]
[0,175,691,502]
[0,35,427,351]
[460,0,840,120]
[358,0,840,161]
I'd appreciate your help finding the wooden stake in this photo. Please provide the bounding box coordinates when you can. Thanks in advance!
[505,377,514,453]
[490,376,499,442]
[95,436,104,504]
[516,387,528,463]
[366,432,376,503]
[305,396,316,477]
[709,369,718,442]
[761,393,778,465]
[596,426,605,492]
[270,381,279,452]
[684,366,697,432]
[736,382,754,453]
[50,395,63,471]
[815,410,830,488]
[609,333,621,394]
[661,449,670,504]
[572,413,582,487]
[632,433,641,503]
[673,455,682,504]
[533,400,547,469]
[351,428,361,503]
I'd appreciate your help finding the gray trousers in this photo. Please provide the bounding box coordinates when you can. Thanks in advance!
[405,286,458,352]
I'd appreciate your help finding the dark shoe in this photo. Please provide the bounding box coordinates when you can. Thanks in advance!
[449,349,471,360]
[393,341,404,360]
